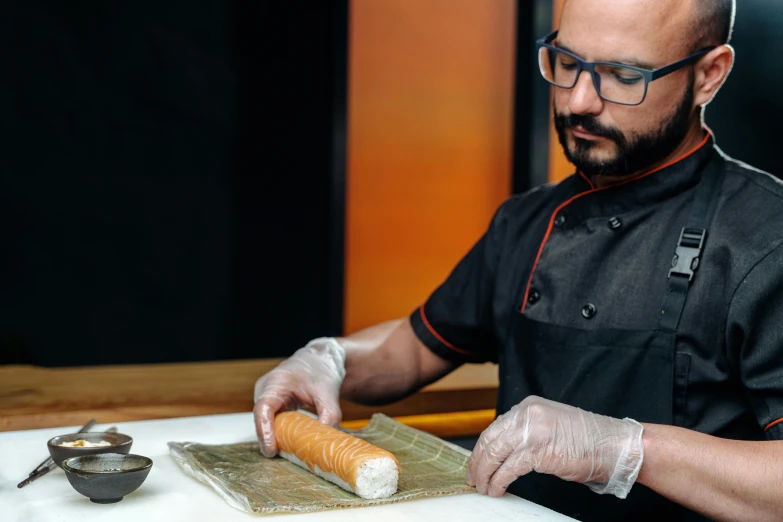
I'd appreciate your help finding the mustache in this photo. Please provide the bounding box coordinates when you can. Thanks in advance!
[554,113,625,145]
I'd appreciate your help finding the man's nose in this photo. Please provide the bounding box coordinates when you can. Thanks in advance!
[567,71,604,116]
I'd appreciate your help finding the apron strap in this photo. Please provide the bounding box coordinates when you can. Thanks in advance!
[659,152,725,333]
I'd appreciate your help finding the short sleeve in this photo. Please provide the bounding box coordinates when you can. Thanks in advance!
[409,200,513,364]
[727,240,783,440]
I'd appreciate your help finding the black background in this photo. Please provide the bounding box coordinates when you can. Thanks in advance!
[0,1,345,365]
[704,0,782,175]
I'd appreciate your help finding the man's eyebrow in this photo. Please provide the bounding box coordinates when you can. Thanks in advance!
[554,41,656,70]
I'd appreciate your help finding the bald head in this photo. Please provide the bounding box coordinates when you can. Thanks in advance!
[561,0,735,52]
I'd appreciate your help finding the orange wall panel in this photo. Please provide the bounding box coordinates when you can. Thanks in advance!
[345,0,516,334]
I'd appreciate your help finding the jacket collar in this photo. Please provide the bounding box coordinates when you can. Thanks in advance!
[560,131,715,221]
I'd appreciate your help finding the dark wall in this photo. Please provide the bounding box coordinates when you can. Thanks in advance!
[705,0,782,177]
[0,2,345,366]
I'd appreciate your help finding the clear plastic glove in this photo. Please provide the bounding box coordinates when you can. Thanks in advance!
[466,395,643,499]
[253,337,346,457]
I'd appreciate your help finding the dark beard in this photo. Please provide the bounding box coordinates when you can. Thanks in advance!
[554,77,695,178]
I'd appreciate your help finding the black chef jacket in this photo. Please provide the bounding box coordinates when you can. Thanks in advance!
[410,132,783,521]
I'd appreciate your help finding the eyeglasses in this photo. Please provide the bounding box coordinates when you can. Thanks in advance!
[536,30,715,106]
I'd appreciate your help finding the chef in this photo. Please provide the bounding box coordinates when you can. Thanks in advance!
[253,0,783,520]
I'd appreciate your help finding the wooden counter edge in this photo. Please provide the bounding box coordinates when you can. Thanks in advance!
[0,360,499,434]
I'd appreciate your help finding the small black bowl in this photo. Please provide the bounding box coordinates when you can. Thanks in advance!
[48,432,133,469]
[62,453,153,504]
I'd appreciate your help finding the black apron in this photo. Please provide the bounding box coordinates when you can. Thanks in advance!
[500,154,725,521]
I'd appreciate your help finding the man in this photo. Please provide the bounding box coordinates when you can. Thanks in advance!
[253,0,783,520]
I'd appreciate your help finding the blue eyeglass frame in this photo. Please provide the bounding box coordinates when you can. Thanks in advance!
[536,30,716,106]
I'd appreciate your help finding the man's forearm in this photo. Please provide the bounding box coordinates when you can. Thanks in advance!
[336,318,421,405]
[638,423,783,521]
[336,318,457,406]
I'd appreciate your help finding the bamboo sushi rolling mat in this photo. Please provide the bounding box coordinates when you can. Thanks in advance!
[168,413,475,514]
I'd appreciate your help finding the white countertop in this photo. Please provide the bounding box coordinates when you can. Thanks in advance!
[0,413,576,522]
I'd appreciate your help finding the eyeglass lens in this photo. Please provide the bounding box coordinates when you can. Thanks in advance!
[538,47,647,105]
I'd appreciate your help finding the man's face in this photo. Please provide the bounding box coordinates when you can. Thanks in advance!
[553,0,698,177]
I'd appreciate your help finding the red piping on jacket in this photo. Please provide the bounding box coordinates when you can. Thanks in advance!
[418,304,473,355]
[766,418,783,432]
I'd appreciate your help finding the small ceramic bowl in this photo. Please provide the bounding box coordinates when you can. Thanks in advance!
[47,432,133,469]
[62,453,153,504]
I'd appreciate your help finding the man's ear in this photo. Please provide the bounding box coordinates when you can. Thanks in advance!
[694,45,735,107]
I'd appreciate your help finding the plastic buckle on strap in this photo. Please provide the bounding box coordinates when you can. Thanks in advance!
[668,227,706,281]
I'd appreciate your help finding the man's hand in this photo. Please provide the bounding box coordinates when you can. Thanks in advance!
[253,337,346,457]
[467,395,644,499]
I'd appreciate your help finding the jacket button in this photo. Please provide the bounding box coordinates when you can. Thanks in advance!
[553,214,566,228]
[581,303,596,319]
[608,217,622,230]
[528,289,541,305]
